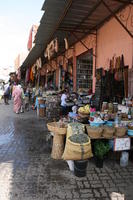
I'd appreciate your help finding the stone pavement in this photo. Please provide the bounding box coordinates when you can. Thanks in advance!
[0,100,133,200]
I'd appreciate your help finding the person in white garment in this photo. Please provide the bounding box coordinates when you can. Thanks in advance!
[61,89,68,116]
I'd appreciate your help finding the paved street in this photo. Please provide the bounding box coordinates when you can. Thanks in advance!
[0,100,133,200]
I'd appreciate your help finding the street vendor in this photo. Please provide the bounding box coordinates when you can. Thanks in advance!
[61,89,68,117]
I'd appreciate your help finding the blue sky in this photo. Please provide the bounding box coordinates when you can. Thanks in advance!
[0,0,44,68]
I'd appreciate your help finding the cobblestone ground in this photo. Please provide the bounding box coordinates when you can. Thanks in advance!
[0,100,133,200]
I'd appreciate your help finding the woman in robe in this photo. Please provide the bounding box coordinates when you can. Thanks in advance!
[12,85,22,114]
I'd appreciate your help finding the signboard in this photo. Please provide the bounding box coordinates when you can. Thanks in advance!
[114,137,131,151]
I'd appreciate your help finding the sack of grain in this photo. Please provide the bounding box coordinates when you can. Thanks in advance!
[67,123,85,139]
[62,133,93,160]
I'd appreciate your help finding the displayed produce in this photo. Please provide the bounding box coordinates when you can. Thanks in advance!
[78,104,90,114]
[89,116,104,127]
[94,140,110,159]
[94,140,110,168]
[46,95,61,122]
[69,133,89,143]
[67,122,85,138]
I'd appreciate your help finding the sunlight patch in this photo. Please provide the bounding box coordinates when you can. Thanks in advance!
[110,192,125,200]
[0,162,13,200]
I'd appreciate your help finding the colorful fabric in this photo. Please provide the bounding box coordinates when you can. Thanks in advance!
[12,86,22,113]
[30,67,34,81]
[25,68,30,83]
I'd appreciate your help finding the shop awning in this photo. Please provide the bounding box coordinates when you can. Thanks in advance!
[21,0,132,69]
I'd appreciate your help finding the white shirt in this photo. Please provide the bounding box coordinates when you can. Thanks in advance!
[61,93,67,106]
[4,84,9,94]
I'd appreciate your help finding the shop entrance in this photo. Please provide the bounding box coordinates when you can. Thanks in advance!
[47,70,56,90]
[77,49,93,90]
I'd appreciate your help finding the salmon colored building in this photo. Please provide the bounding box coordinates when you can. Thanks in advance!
[22,1,133,100]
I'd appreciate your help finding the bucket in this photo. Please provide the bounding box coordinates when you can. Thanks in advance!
[74,160,88,177]
[120,151,129,167]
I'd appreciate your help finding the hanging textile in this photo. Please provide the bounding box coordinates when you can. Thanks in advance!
[17,68,21,80]
[30,67,34,81]
[64,38,69,50]
[25,68,30,83]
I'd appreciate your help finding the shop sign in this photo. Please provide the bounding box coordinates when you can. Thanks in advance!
[114,137,131,151]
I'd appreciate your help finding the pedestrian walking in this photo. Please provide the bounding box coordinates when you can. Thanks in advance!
[12,84,22,114]
[24,92,30,111]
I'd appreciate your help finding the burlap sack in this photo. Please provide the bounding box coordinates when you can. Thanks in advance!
[51,134,65,159]
[62,137,93,160]
[67,123,85,139]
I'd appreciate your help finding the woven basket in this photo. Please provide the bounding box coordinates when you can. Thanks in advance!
[115,127,127,137]
[86,126,103,139]
[47,122,67,135]
[78,112,89,118]
[51,134,65,159]
[102,126,115,139]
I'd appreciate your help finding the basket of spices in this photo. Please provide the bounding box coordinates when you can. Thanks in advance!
[47,122,67,135]
[102,126,115,139]
[86,126,103,139]
[62,133,93,160]
[115,126,127,137]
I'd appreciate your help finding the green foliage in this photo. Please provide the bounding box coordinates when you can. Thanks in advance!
[94,140,110,160]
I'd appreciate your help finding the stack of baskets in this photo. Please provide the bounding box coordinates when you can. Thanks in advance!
[47,122,67,135]
[102,126,115,139]
[86,125,127,138]
[86,126,103,139]
[47,122,67,159]
[115,127,127,137]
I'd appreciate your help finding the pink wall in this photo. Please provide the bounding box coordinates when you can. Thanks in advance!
[97,5,133,70]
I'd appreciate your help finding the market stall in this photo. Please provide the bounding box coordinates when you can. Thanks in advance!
[47,95,133,177]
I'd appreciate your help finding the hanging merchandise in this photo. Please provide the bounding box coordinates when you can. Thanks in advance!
[64,38,69,50]
[40,67,46,76]
[25,68,30,83]
[114,56,121,81]
[36,58,42,69]
[17,68,21,80]
[54,38,58,53]
[30,67,34,82]
[32,64,36,74]
[44,38,59,60]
